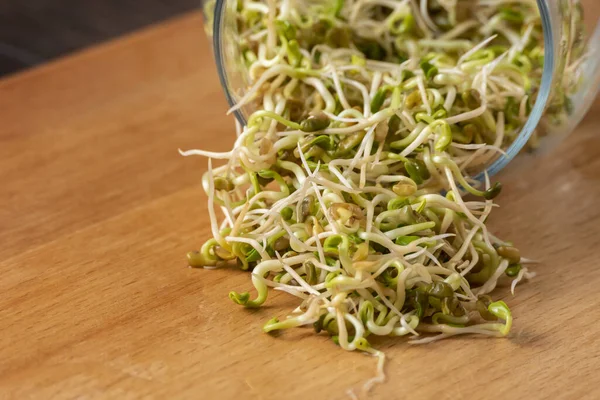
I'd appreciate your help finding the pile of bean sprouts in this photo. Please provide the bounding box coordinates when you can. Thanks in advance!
[185,0,586,395]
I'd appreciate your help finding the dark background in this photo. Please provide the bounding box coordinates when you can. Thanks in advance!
[0,0,201,76]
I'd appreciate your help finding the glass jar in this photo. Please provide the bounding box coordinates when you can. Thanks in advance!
[201,0,600,177]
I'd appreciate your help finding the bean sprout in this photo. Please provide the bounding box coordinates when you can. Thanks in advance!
[191,0,588,395]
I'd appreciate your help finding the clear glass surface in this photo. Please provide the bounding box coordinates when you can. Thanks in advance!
[201,0,600,177]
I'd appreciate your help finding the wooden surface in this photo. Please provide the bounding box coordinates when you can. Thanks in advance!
[0,0,200,76]
[2,11,600,400]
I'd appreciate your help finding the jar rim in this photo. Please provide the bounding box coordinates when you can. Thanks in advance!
[477,0,555,179]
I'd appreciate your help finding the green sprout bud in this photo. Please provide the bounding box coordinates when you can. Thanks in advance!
[497,245,521,264]
[505,263,522,277]
[229,291,250,306]
[434,122,452,152]
[300,113,330,132]
[483,182,503,200]
[281,206,294,221]
[427,281,454,298]
[371,88,388,113]
[488,301,513,336]
[420,61,438,80]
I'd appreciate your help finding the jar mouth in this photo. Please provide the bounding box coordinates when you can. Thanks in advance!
[476,0,554,179]
[212,0,555,179]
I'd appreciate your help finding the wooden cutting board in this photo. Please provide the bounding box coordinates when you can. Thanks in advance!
[1,11,600,400]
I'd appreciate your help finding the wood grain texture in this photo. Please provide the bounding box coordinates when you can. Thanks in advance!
[2,10,600,400]
[0,0,201,75]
